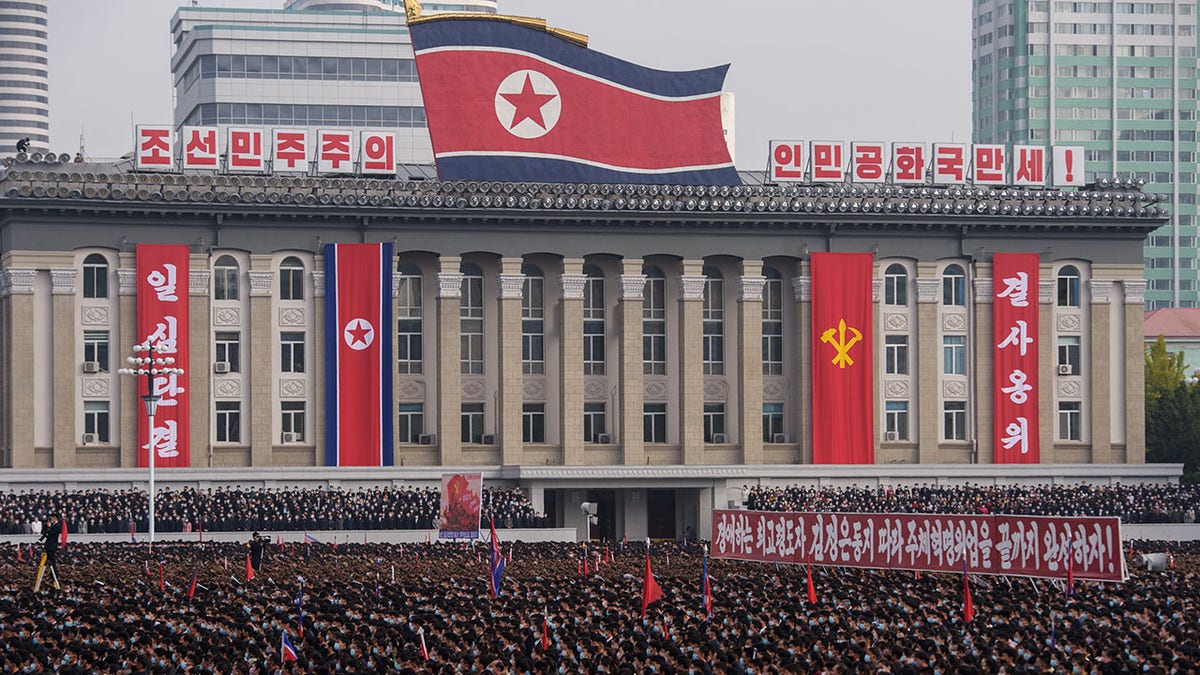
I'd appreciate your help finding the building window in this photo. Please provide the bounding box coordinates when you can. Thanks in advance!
[83,401,109,443]
[583,265,606,375]
[763,402,784,442]
[522,264,545,375]
[82,253,108,299]
[942,264,966,306]
[584,402,607,443]
[885,335,908,375]
[216,401,241,443]
[943,335,966,375]
[644,403,667,443]
[213,255,240,301]
[281,401,305,442]
[397,263,423,374]
[83,330,109,372]
[703,403,726,443]
[1058,401,1082,440]
[279,256,304,301]
[281,331,305,373]
[884,264,908,306]
[461,263,484,374]
[762,267,784,376]
[398,403,423,443]
[703,267,725,375]
[1057,265,1081,307]
[885,401,909,440]
[461,402,485,444]
[523,403,545,443]
[943,401,967,441]
[214,332,240,372]
[642,265,667,375]
[1058,336,1081,375]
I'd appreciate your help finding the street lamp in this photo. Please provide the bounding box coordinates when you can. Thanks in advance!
[118,342,184,545]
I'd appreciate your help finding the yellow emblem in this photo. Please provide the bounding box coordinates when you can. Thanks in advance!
[820,319,862,368]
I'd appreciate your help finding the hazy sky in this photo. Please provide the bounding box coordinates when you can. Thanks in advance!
[47,0,971,170]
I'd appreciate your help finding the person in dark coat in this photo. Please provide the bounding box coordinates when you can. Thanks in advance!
[40,513,60,580]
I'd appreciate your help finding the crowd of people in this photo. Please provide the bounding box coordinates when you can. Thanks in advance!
[746,482,1200,524]
[0,485,547,536]
[0,538,1194,673]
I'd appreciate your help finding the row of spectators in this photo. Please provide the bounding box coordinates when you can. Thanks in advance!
[0,485,546,535]
[746,482,1200,523]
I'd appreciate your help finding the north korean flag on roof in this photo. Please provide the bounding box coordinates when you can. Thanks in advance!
[408,14,739,186]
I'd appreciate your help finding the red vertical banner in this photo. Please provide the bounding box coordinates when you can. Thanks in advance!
[135,245,191,467]
[993,253,1040,463]
[811,252,874,463]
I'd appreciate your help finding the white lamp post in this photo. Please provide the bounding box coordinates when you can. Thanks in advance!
[118,342,184,545]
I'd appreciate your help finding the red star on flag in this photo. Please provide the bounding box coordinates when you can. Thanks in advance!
[500,74,558,130]
[346,320,371,347]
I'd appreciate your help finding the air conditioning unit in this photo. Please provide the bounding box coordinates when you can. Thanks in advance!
[711,433,727,444]
[82,361,100,374]
[418,434,437,445]
[81,433,99,445]
[1057,364,1073,375]
[481,434,497,445]
[885,431,898,442]
[281,432,300,444]
[772,433,788,443]
[214,362,231,374]
[596,433,612,444]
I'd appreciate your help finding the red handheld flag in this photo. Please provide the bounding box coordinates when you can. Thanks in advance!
[159,559,165,592]
[59,516,67,547]
[641,552,663,617]
[806,564,817,604]
[419,628,430,661]
[187,567,198,599]
[17,543,22,562]
[245,553,255,582]
[542,615,550,652]
[963,557,975,623]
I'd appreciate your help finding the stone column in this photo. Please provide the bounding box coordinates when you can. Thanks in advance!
[871,277,883,455]
[6,269,35,467]
[792,269,812,463]
[247,260,274,465]
[559,259,586,466]
[435,257,463,465]
[1088,280,1113,463]
[679,260,705,464]
[737,261,765,465]
[618,261,646,465]
[1038,277,1055,460]
[1123,280,1147,463]
[50,269,77,468]
[973,273,994,463]
[313,267,327,464]
[117,267,138,468]
[497,258,525,465]
[914,273,940,462]
[188,263,212,467]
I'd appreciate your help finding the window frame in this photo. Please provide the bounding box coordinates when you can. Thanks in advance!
[280,331,305,373]
[82,253,108,299]
[279,256,305,301]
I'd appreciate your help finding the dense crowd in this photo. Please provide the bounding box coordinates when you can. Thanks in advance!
[0,485,546,536]
[0,539,1195,673]
[746,483,1200,524]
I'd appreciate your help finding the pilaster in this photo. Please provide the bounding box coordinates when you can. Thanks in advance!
[1088,280,1113,463]
[50,269,76,468]
[189,263,212,467]
[1123,279,1146,462]
[312,266,327,463]
[560,259,586,466]
[792,271,812,463]
[973,274,994,463]
[1038,277,1055,461]
[497,258,525,465]
[618,260,646,465]
[6,270,35,467]
[679,259,705,464]
[435,258,463,465]
[247,259,274,466]
[117,266,138,468]
[737,261,765,465]
[914,273,940,462]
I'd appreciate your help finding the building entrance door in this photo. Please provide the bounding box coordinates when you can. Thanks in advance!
[647,489,676,540]
[585,489,616,542]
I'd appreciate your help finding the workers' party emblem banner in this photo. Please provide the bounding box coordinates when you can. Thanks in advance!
[993,253,1040,463]
[408,16,739,185]
[324,243,394,466]
[439,472,483,540]
[135,244,191,468]
[811,253,874,463]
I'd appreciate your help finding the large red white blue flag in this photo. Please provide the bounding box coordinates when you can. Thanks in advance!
[408,17,739,185]
[324,243,393,466]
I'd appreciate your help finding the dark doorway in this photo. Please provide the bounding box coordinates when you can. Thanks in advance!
[544,489,559,528]
[647,489,676,540]
[586,489,616,543]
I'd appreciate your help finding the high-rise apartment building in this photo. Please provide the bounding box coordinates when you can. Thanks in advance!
[170,0,498,166]
[0,1,49,152]
[972,1,1198,308]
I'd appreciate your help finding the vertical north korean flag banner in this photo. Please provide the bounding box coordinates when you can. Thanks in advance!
[324,243,394,466]
[135,245,190,467]
[811,253,874,464]
[993,253,1040,463]
[407,16,738,185]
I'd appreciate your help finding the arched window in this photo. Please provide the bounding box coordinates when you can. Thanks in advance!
[1057,265,1081,307]
[522,264,544,374]
[213,255,240,300]
[397,263,422,374]
[884,263,908,306]
[942,264,966,306]
[82,253,108,299]
[583,264,606,375]
[762,267,783,375]
[460,263,483,374]
[279,256,305,301]
[642,264,666,375]
[703,266,724,375]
